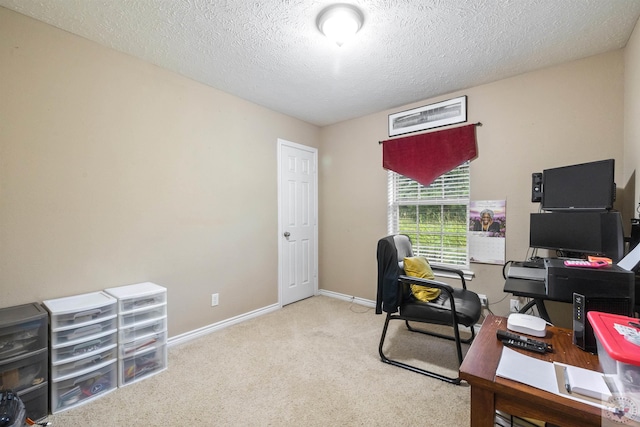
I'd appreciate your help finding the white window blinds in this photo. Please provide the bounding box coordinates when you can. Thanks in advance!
[388,162,470,266]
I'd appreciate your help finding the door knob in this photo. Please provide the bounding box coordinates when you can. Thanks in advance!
[284,231,290,237]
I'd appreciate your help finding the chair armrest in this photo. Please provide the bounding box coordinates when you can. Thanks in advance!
[398,275,454,294]
[398,275,458,313]
[429,265,467,290]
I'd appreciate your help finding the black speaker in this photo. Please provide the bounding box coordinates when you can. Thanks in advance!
[531,172,542,202]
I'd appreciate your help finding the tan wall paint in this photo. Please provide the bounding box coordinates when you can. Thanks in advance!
[320,51,626,326]
[1,6,637,336]
[625,17,640,217]
[0,8,320,336]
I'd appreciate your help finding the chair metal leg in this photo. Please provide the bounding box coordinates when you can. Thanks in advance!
[405,320,476,365]
[378,313,463,385]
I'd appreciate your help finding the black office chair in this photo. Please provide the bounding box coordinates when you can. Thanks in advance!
[375,234,482,384]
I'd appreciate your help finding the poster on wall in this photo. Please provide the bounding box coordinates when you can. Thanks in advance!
[468,200,506,265]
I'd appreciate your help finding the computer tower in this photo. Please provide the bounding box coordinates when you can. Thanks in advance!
[573,292,633,353]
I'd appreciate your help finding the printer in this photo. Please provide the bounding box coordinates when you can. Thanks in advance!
[544,258,634,303]
[543,258,635,352]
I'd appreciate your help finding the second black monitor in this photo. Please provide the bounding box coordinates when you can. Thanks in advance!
[530,211,624,261]
[541,159,615,211]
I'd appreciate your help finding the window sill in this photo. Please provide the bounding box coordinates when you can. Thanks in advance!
[431,265,475,281]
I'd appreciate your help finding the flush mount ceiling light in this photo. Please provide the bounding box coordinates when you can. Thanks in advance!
[317,4,364,46]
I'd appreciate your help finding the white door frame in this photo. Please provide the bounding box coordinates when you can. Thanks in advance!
[277,138,318,307]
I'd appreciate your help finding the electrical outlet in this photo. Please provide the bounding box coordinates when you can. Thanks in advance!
[478,294,488,307]
[211,293,219,307]
[510,298,520,313]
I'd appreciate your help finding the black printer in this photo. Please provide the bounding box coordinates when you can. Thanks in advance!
[544,258,635,352]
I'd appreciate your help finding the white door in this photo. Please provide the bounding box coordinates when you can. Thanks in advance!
[278,139,318,306]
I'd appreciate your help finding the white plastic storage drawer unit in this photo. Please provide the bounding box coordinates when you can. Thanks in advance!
[50,344,117,379]
[118,316,166,343]
[43,291,118,413]
[50,358,116,413]
[120,343,167,386]
[119,331,166,358]
[51,329,117,364]
[105,282,168,387]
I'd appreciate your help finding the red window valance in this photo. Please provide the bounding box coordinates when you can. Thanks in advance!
[381,123,479,187]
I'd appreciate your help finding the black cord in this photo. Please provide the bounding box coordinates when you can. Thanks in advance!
[502,260,516,280]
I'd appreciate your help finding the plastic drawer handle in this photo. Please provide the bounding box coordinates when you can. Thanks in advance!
[72,339,101,352]
[124,337,158,354]
[134,298,157,308]
[73,309,102,320]
[82,355,102,365]
[68,324,102,339]
[73,370,104,386]
[69,339,102,357]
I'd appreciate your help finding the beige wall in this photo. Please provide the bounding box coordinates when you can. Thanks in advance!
[0,8,320,337]
[320,50,626,325]
[625,17,640,217]
[1,6,638,337]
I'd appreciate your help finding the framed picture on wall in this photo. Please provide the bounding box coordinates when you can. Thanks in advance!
[388,95,467,137]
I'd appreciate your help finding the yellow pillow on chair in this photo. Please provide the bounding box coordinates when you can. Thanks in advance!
[403,256,441,302]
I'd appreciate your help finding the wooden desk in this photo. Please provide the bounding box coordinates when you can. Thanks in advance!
[459,314,603,427]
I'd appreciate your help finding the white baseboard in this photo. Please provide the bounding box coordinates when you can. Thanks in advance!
[317,289,376,308]
[167,302,280,348]
[167,291,376,348]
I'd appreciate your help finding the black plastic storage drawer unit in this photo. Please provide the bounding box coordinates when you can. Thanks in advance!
[0,302,49,422]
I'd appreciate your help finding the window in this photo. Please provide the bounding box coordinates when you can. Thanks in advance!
[387,162,470,267]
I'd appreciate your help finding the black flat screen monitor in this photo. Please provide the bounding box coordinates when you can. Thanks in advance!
[530,211,624,261]
[541,159,615,211]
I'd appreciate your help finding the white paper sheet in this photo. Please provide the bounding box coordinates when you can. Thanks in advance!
[495,347,559,393]
[564,364,612,400]
[618,242,640,271]
[496,347,616,412]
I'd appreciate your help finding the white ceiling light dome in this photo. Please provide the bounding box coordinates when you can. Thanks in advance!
[317,4,364,46]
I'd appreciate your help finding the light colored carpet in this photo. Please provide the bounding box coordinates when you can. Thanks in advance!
[46,295,471,426]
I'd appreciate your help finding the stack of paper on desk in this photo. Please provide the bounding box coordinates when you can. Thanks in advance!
[496,347,558,393]
[564,365,612,400]
[495,347,614,408]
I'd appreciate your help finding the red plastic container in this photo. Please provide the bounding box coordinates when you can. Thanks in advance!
[588,311,640,392]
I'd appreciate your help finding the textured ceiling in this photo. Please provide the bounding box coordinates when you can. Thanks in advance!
[2,0,640,126]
